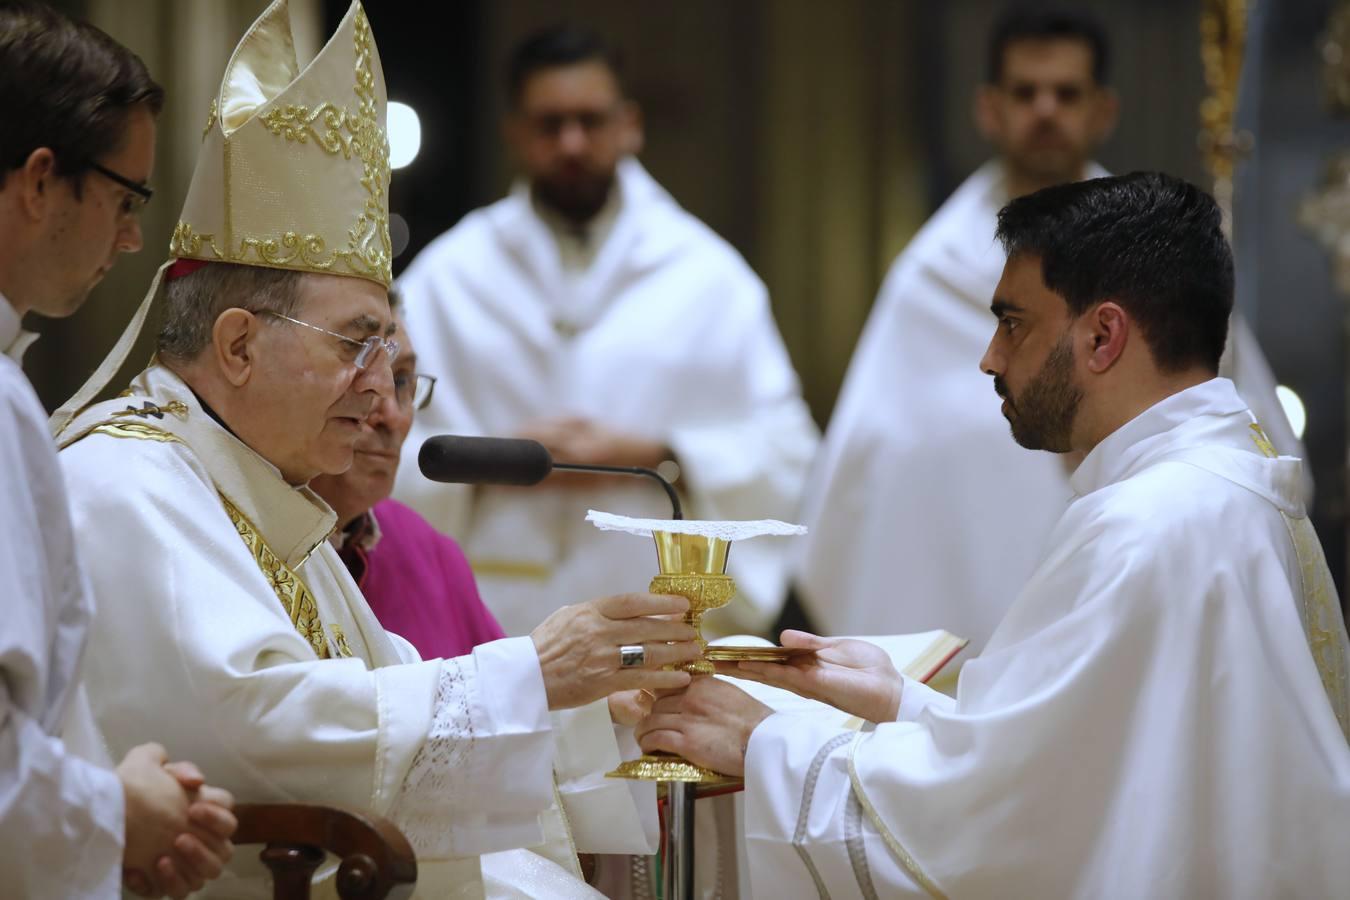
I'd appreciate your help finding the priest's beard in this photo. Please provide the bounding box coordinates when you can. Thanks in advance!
[532,169,615,225]
[996,333,1082,452]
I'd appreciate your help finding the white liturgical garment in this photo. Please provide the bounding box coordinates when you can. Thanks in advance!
[57,364,647,898]
[395,158,818,636]
[0,297,123,898]
[745,378,1350,899]
[795,161,1306,654]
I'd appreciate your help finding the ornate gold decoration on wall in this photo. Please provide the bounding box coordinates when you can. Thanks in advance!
[1298,153,1350,293]
[1300,1,1350,296]
[1318,0,1350,113]
[1199,0,1253,220]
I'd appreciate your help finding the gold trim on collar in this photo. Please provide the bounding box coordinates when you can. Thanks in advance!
[88,422,184,444]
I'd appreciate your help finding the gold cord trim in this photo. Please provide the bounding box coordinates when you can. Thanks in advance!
[87,422,184,444]
[202,98,218,140]
[846,733,948,899]
[1250,425,1349,740]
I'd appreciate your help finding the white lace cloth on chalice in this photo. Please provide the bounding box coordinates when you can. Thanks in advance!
[585,509,807,540]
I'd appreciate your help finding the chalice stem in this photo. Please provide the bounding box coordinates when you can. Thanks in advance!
[664,780,696,900]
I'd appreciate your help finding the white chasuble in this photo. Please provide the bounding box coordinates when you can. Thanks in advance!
[794,161,1306,655]
[744,379,1350,899]
[56,365,611,899]
[395,157,818,636]
[0,297,123,899]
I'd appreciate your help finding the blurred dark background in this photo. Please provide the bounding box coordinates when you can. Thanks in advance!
[30,0,1350,601]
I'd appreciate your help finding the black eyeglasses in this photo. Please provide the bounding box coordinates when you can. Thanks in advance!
[88,161,153,217]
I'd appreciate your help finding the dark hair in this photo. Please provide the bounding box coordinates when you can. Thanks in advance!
[986,4,1109,86]
[506,23,624,106]
[0,0,164,190]
[995,172,1234,373]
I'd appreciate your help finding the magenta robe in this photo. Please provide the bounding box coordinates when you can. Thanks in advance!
[343,498,505,659]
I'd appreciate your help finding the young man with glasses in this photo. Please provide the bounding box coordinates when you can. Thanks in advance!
[0,2,238,897]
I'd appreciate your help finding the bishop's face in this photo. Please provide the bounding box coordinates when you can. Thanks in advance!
[309,319,417,521]
[507,60,641,223]
[980,254,1083,453]
[245,273,396,484]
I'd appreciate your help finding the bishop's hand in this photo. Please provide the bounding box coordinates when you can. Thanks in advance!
[531,592,702,710]
[635,677,773,777]
[715,629,904,724]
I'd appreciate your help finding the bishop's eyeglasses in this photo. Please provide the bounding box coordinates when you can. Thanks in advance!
[254,310,400,370]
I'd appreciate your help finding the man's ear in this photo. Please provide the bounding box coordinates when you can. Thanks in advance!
[501,112,524,165]
[619,100,644,156]
[1083,301,1128,374]
[211,309,258,387]
[16,148,59,222]
[974,85,1001,142]
[1091,86,1121,144]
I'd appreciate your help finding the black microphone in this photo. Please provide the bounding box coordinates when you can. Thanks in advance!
[418,434,683,519]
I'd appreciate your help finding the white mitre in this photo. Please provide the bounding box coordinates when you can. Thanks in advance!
[52,0,392,436]
[171,0,391,286]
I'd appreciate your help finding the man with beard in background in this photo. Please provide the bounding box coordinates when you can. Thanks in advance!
[395,23,818,640]
[791,3,1301,661]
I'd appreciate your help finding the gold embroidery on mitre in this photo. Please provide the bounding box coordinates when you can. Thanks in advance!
[170,8,391,286]
[219,493,333,660]
[202,99,218,140]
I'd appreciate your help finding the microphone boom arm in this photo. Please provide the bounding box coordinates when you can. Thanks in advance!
[553,462,683,520]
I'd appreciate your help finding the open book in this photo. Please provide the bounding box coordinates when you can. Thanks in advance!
[709,630,967,724]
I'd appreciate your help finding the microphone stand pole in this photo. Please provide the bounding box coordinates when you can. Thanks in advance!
[555,461,694,899]
[551,463,683,521]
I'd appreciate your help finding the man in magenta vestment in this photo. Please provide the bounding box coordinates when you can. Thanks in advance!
[311,318,505,659]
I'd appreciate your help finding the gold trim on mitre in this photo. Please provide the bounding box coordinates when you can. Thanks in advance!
[169,0,392,288]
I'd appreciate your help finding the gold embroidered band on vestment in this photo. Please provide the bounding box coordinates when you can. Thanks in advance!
[219,493,351,660]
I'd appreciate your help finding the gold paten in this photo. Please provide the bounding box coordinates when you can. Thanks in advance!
[704,645,815,663]
[608,530,743,785]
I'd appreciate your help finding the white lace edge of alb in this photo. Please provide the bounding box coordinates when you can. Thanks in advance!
[585,509,807,540]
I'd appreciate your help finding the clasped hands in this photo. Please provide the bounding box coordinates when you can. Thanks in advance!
[633,630,906,777]
[118,742,237,898]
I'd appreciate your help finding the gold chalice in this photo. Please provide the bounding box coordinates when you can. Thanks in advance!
[607,529,741,784]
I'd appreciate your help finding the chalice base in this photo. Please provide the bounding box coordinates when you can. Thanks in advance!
[606,753,741,785]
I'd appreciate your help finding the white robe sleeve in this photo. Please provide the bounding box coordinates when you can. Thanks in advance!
[742,477,1350,899]
[0,680,125,899]
[895,675,954,721]
[548,699,657,854]
[62,437,557,860]
[0,362,123,898]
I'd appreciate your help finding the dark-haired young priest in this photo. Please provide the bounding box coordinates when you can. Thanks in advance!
[638,173,1350,898]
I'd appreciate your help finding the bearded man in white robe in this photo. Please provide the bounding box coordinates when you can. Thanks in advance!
[52,3,700,896]
[637,172,1350,898]
[0,4,236,896]
[395,23,818,637]
[794,5,1302,655]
